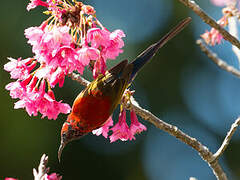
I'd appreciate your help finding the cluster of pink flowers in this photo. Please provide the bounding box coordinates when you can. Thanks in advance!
[5,0,125,120]
[201,0,240,45]
[5,0,146,142]
[92,90,147,142]
[93,109,147,142]
[201,15,228,46]
[47,173,62,180]
[211,0,235,6]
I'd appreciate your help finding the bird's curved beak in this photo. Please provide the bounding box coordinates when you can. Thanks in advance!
[58,139,66,163]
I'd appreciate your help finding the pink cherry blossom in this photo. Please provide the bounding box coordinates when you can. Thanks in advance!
[14,78,45,116]
[211,29,223,45]
[24,21,48,57]
[201,29,224,46]
[49,67,65,88]
[46,0,64,14]
[77,46,100,66]
[38,26,72,63]
[6,74,71,120]
[25,23,87,83]
[92,116,113,138]
[103,30,125,59]
[49,45,78,71]
[5,81,25,99]
[25,24,73,66]
[5,75,33,100]
[47,0,62,5]
[46,25,72,45]
[211,0,234,6]
[26,75,39,92]
[93,57,107,78]
[87,28,125,77]
[39,90,71,120]
[82,5,96,15]
[4,57,36,80]
[14,95,39,117]
[201,15,228,46]
[87,28,111,48]
[29,25,87,78]
[110,109,135,143]
[47,173,62,180]
[130,110,147,135]
[27,0,48,11]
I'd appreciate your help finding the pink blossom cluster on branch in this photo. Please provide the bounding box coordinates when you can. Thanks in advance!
[4,0,146,142]
[201,0,240,45]
[201,15,228,45]
[4,0,125,120]
[93,108,147,142]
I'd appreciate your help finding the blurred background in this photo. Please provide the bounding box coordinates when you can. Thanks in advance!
[1,0,240,179]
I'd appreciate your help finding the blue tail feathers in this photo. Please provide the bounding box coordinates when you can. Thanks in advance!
[129,17,191,82]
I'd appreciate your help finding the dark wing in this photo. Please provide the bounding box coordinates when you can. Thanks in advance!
[85,60,133,113]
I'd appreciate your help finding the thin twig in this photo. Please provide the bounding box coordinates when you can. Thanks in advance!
[68,72,90,86]
[33,154,49,180]
[196,39,240,78]
[211,117,240,161]
[195,2,240,162]
[225,1,240,20]
[228,16,240,65]
[177,0,240,50]
[71,72,228,180]
[33,154,62,180]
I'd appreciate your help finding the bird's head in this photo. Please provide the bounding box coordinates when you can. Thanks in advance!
[58,114,87,162]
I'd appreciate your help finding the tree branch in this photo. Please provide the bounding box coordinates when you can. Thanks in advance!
[123,95,228,180]
[68,2,240,180]
[228,15,240,64]
[68,73,90,86]
[211,117,240,161]
[33,154,62,180]
[71,72,228,180]
[196,39,240,78]
[33,154,49,180]
[195,2,240,163]
[177,0,240,50]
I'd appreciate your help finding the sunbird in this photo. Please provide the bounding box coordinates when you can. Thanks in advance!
[58,17,191,161]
